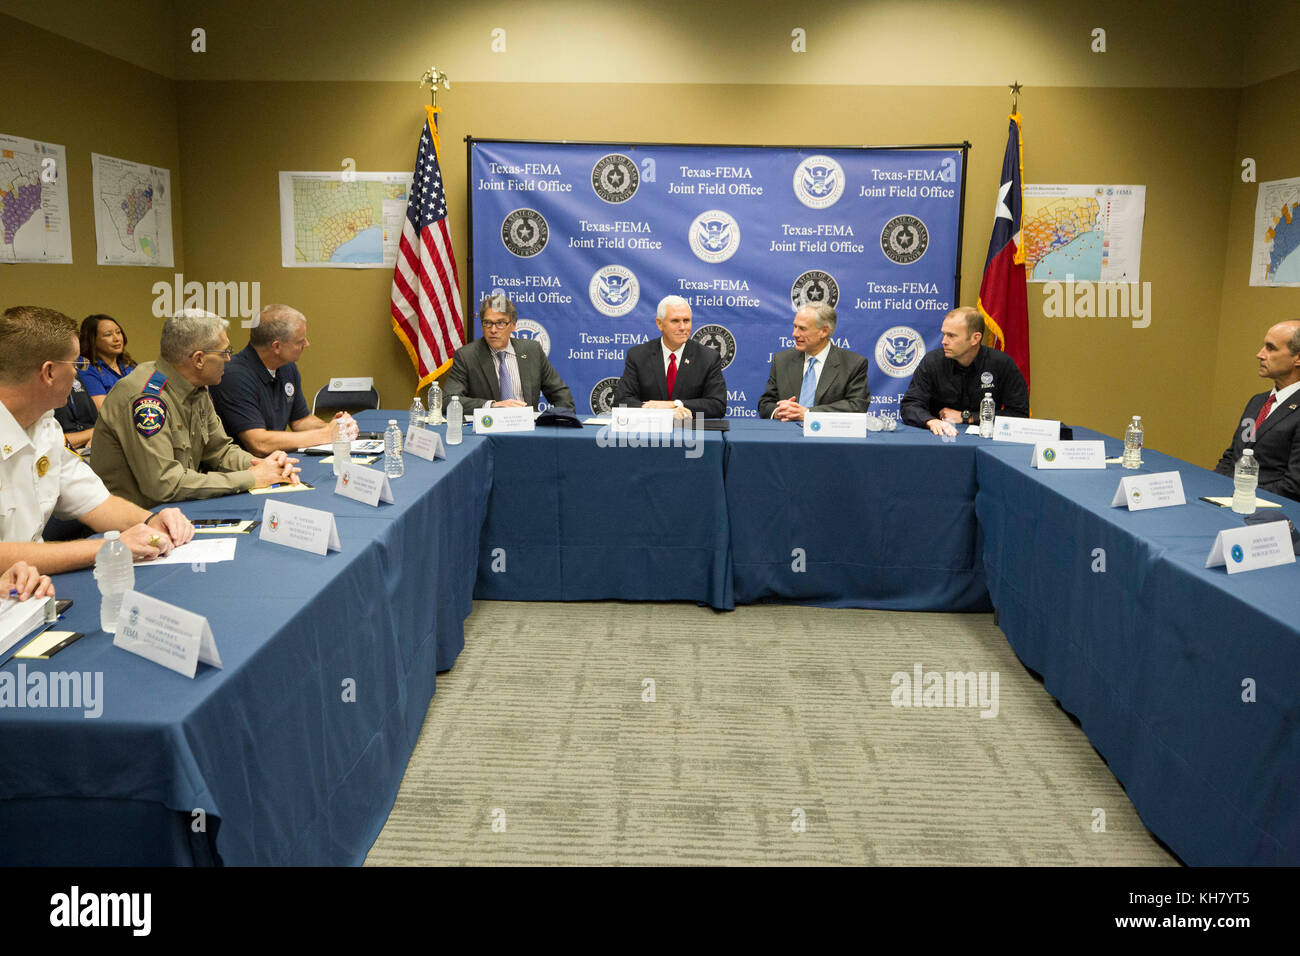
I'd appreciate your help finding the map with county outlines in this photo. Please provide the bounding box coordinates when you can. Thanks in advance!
[0,133,72,263]
[91,153,174,267]
[1022,184,1146,283]
[1250,176,1300,287]
[279,171,411,268]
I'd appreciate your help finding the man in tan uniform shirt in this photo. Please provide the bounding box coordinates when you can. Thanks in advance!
[91,310,300,508]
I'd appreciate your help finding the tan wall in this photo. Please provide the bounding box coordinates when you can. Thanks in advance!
[1210,67,1300,464]
[1,14,184,353]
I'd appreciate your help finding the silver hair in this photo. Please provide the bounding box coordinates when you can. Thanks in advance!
[249,304,305,348]
[160,309,229,363]
[656,295,691,320]
[796,302,837,334]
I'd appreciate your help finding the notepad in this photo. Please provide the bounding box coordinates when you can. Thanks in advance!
[250,482,314,495]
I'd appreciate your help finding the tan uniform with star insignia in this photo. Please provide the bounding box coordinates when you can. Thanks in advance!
[0,399,110,543]
[90,358,256,508]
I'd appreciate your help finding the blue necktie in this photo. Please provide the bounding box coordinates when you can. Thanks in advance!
[799,357,817,408]
[497,351,517,402]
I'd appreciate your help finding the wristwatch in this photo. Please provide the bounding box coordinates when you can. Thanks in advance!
[961,409,972,424]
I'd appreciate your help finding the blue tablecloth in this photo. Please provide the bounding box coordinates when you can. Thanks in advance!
[474,425,733,609]
[723,419,991,609]
[0,415,490,865]
[975,428,1300,865]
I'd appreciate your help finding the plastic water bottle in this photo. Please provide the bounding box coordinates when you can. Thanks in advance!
[384,419,404,478]
[979,392,995,438]
[446,395,463,446]
[94,530,134,634]
[427,382,444,424]
[1232,448,1258,514]
[409,395,426,432]
[331,418,350,477]
[1122,416,1144,469]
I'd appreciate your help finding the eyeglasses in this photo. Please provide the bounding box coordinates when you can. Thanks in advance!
[199,348,235,359]
[481,319,514,330]
[51,357,90,371]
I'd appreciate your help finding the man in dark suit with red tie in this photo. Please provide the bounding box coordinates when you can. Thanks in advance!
[1215,319,1300,501]
[612,295,726,419]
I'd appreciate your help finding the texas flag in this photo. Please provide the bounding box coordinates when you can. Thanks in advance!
[977,112,1030,394]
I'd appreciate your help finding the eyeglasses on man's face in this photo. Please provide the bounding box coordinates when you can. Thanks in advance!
[51,357,90,371]
[199,348,235,359]
[481,319,514,331]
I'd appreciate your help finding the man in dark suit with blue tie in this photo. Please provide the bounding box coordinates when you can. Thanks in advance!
[1215,319,1300,501]
[758,303,870,421]
[612,295,726,419]
[443,296,574,413]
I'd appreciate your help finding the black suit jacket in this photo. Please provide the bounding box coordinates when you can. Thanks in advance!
[758,344,871,418]
[442,337,574,413]
[1215,390,1300,501]
[612,337,726,418]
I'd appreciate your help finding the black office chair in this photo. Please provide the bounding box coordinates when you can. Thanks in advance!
[312,383,381,417]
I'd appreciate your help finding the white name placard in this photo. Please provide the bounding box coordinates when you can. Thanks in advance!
[328,376,373,392]
[1206,521,1296,574]
[1110,471,1187,511]
[610,407,675,434]
[803,412,868,438]
[992,416,1061,444]
[404,426,446,461]
[1031,440,1107,469]
[334,463,394,507]
[473,406,535,434]
[258,499,341,555]
[112,589,221,679]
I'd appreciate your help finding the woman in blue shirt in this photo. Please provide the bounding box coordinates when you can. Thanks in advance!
[79,313,138,409]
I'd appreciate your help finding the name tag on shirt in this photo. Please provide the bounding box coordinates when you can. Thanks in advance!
[1031,440,1106,469]
[1110,471,1186,511]
[113,589,222,679]
[258,499,341,555]
[333,462,394,507]
[992,416,1061,444]
[803,412,867,438]
[1206,521,1295,574]
[474,406,535,433]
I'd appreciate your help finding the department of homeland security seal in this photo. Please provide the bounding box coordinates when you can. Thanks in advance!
[501,208,550,258]
[691,325,737,370]
[874,326,926,378]
[790,270,840,310]
[285,381,295,398]
[131,395,167,437]
[689,210,740,264]
[513,318,552,356]
[589,266,640,317]
[980,371,994,389]
[589,377,622,415]
[591,153,640,204]
[880,214,929,265]
[793,155,845,209]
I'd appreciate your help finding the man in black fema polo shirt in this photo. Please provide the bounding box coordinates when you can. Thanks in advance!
[900,306,1029,437]
[210,304,357,456]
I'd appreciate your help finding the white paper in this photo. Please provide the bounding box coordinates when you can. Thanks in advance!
[992,416,1061,444]
[334,463,395,507]
[404,426,446,461]
[1249,175,1300,287]
[135,537,237,567]
[1022,183,1146,283]
[0,133,73,263]
[611,408,675,433]
[473,406,536,434]
[112,589,221,678]
[279,171,411,269]
[258,499,341,555]
[0,597,50,660]
[803,412,868,438]
[1031,440,1106,469]
[1206,521,1296,574]
[1110,471,1187,511]
[90,153,174,267]
[301,438,384,454]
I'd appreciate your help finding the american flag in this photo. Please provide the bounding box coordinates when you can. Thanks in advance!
[390,105,465,387]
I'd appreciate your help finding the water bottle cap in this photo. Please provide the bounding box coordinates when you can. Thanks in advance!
[105,530,120,541]
[984,392,992,397]
[388,419,397,425]
[1133,415,1141,421]
[1243,449,1254,456]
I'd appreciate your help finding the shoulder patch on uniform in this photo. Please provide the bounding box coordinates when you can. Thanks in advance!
[132,395,167,437]
[142,370,168,397]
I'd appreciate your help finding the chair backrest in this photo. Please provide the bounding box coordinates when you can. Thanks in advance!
[312,384,381,417]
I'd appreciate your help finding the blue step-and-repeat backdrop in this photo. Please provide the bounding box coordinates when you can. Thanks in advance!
[468,140,966,419]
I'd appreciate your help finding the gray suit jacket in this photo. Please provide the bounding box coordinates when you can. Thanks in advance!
[442,337,574,413]
[758,344,871,418]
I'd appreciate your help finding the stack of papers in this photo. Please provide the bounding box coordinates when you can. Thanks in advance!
[0,597,50,660]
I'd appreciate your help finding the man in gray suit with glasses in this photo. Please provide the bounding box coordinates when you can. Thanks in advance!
[443,295,574,412]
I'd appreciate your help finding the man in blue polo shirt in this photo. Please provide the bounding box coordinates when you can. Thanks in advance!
[210,304,356,455]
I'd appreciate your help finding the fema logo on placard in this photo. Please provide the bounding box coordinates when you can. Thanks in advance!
[689,210,740,264]
[513,318,552,356]
[1042,448,1056,462]
[692,324,737,370]
[128,606,139,627]
[810,420,822,432]
[589,266,640,317]
[873,326,925,378]
[790,270,840,310]
[591,153,640,204]
[501,208,550,258]
[590,377,622,415]
[980,371,994,389]
[793,155,845,210]
[284,382,294,398]
[880,214,929,265]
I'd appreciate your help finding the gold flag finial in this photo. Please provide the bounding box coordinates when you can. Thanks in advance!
[419,67,452,107]
[1009,81,1023,114]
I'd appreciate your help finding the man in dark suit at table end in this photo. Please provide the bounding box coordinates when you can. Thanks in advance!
[612,295,726,420]
[1215,319,1300,501]
[442,295,574,412]
[759,303,870,421]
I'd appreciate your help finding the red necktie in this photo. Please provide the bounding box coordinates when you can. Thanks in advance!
[1254,393,1275,432]
[666,353,678,398]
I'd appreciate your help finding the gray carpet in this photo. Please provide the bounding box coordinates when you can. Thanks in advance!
[365,601,1179,866]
